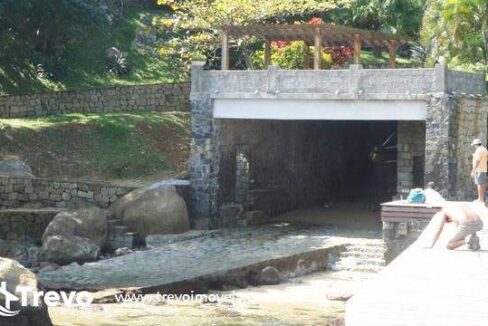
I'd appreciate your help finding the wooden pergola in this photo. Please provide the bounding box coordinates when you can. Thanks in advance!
[221,23,409,70]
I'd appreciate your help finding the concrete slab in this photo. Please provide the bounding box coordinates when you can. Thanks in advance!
[38,225,381,295]
[346,211,488,326]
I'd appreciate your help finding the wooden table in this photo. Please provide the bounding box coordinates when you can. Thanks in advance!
[381,200,443,222]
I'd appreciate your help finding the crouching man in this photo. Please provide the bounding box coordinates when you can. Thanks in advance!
[423,202,483,251]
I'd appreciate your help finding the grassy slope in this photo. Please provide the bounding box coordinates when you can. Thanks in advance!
[0,112,190,185]
[0,4,183,96]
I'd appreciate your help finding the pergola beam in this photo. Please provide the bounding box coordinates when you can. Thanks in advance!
[353,34,362,65]
[314,28,322,70]
[303,42,311,69]
[221,24,408,70]
[264,38,272,67]
[388,40,397,68]
[221,30,229,70]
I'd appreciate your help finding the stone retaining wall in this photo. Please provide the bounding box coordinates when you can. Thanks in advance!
[0,208,62,242]
[0,82,190,118]
[397,121,426,196]
[0,176,136,209]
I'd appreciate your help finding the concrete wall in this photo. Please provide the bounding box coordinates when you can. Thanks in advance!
[0,83,190,118]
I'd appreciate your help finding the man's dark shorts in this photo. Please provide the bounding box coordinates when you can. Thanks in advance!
[474,172,487,185]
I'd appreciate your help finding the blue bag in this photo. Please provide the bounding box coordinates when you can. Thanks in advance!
[407,188,426,204]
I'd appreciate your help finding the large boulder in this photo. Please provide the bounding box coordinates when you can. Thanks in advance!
[42,205,107,248]
[40,235,100,265]
[0,257,53,326]
[41,205,106,265]
[0,160,34,178]
[110,184,189,237]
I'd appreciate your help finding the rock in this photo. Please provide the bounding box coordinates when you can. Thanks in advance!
[326,291,354,301]
[40,235,100,265]
[0,159,34,177]
[260,266,281,285]
[38,262,60,274]
[0,257,53,325]
[114,247,133,257]
[105,47,122,62]
[110,184,189,237]
[0,240,41,268]
[42,206,107,248]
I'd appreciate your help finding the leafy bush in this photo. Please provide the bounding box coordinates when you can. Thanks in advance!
[106,51,130,76]
[36,55,67,80]
[251,41,357,69]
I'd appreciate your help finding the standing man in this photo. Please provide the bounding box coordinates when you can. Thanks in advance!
[471,138,488,203]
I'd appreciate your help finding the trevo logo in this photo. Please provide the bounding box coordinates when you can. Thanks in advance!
[0,282,20,317]
[0,281,93,317]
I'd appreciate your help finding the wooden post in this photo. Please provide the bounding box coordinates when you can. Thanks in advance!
[353,34,361,65]
[388,40,397,68]
[303,42,310,69]
[314,28,322,70]
[221,30,229,70]
[264,38,272,68]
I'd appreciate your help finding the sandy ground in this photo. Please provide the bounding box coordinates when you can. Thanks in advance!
[50,270,374,326]
[273,203,382,231]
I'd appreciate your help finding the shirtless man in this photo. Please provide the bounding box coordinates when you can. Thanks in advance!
[423,202,483,251]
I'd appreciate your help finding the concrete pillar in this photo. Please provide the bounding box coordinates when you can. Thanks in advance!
[424,95,453,199]
[190,62,220,228]
[388,40,397,68]
[353,34,361,65]
[313,28,322,70]
[397,121,426,198]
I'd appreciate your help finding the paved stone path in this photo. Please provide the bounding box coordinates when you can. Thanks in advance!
[38,224,382,291]
[346,216,488,326]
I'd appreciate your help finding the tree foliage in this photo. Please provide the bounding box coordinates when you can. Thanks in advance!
[422,0,488,72]
[0,0,113,79]
[330,0,426,37]
[158,0,350,29]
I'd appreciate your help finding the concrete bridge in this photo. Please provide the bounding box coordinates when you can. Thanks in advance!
[189,62,487,228]
[345,209,488,326]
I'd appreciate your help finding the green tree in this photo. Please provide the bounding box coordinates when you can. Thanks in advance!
[328,0,426,37]
[0,0,112,78]
[1,0,112,55]
[422,0,488,73]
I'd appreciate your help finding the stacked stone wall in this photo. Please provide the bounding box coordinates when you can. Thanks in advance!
[0,176,136,209]
[397,121,426,197]
[452,96,488,200]
[0,83,190,118]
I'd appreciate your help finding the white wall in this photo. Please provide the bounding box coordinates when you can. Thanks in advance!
[213,99,427,121]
